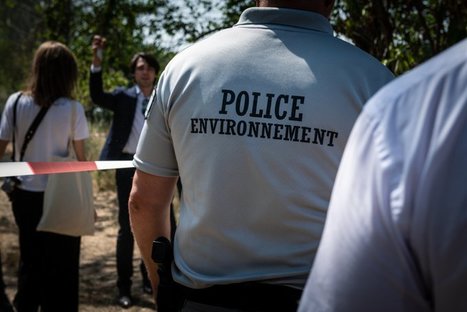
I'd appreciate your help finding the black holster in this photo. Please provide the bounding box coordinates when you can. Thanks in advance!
[152,236,184,312]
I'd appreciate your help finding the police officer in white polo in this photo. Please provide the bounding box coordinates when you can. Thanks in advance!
[129,1,394,311]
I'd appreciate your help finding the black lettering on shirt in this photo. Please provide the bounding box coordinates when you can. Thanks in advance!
[190,117,339,147]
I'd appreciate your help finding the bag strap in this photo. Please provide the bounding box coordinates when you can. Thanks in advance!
[19,103,51,161]
[67,101,77,158]
[10,93,23,162]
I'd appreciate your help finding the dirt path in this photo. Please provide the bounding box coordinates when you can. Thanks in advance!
[0,189,156,311]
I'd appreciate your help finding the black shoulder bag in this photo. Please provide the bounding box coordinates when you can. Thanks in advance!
[1,94,50,200]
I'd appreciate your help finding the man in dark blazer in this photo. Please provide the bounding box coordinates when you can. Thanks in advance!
[90,35,159,308]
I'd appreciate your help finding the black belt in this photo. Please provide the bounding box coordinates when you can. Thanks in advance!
[179,282,302,312]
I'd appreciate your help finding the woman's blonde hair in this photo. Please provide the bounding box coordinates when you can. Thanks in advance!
[26,41,78,107]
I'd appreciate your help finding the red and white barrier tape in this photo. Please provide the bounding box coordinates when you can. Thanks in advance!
[0,161,134,178]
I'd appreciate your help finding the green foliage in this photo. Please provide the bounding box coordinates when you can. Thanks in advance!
[0,0,39,102]
[331,0,467,75]
[157,0,224,45]
[1,0,466,107]
[221,0,255,29]
[156,1,467,75]
[157,0,255,46]
[0,0,174,111]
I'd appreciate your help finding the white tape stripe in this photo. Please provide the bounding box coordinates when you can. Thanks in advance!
[0,161,134,178]
[0,163,34,178]
[95,161,134,171]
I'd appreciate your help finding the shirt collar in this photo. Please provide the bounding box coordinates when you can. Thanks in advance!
[236,7,333,35]
[135,85,148,101]
[135,85,142,96]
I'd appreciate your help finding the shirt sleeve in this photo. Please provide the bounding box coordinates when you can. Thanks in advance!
[298,103,431,312]
[133,75,179,177]
[0,93,20,141]
[299,40,467,312]
[72,101,89,141]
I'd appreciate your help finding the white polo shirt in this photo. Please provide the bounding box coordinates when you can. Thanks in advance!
[135,7,393,289]
[299,38,467,311]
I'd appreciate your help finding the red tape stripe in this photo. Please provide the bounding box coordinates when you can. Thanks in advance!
[28,161,98,175]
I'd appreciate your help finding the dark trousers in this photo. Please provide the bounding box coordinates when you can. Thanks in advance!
[115,167,149,295]
[11,188,80,312]
[116,162,178,296]
[40,232,80,311]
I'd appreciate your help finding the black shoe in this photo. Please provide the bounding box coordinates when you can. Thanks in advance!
[117,295,133,309]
